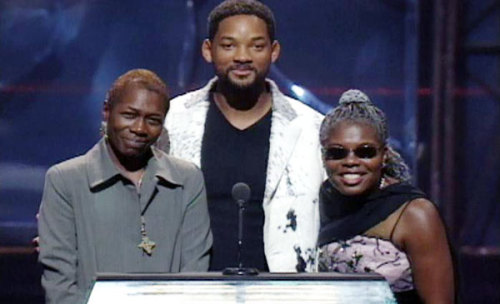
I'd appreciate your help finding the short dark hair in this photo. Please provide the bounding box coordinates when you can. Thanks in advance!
[105,69,169,113]
[208,0,276,41]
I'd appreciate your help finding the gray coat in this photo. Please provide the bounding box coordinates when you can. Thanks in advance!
[38,139,212,304]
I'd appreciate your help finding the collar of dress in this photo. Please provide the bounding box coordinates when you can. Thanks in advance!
[86,138,183,191]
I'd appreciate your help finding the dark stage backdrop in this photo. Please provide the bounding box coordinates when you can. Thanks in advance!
[0,0,498,254]
[0,0,418,246]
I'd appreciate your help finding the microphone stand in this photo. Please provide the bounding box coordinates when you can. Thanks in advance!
[223,183,259,276]
[237,198,244,270]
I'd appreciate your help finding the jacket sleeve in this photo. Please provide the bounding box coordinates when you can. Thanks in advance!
[179,168,213,272]
[38,166,84,303]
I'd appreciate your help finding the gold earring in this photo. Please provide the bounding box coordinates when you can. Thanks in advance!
[100,121,108,138]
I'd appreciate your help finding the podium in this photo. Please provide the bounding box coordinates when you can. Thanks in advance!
[86,272,396,303]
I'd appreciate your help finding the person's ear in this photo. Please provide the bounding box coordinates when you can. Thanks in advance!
[201,39,213,63]
[271,41,281,63]
[103,102,110,121]
[382,145,389,165]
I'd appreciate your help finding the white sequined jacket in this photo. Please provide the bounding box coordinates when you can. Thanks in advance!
[165,78,325,272]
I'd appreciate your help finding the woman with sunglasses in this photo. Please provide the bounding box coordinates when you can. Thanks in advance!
[316,89,454,303]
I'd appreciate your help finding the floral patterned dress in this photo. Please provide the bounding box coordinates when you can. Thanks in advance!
[318,235,414,292]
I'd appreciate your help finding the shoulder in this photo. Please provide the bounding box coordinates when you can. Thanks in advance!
[168,80,214,113]
[400,198,441,226]
[166,86,211,132]
[268,79,324,125]
[154,150,203,182]
[43,155,89,200]
[276,95,324,133]
[46,154,87,180]
[288,97,324,122]
[45,142,104,186]
[286,97,325,140]
[165,153,201,174]
[395,198,447,247]
[169,89,201,108]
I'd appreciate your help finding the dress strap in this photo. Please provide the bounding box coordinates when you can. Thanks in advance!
[389,200,413,242]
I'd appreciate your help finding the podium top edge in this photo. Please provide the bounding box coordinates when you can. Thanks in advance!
[94,272,384,282]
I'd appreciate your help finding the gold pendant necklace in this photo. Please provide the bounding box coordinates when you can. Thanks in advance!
[135,171,156,255]
[138,215,156,255]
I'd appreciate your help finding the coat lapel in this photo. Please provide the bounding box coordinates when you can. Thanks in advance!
[263,81,301,205]
[167,80,215,167]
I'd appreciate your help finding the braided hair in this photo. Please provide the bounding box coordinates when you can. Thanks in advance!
[319,89,411,182]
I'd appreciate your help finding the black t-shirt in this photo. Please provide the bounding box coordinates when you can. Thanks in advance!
[201,97,271,271]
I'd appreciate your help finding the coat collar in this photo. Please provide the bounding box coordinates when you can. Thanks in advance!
[269,79,297,122]
[186,77,298,123]
[86,138,182,191]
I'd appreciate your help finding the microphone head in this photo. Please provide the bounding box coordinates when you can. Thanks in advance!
[232,182,251,204]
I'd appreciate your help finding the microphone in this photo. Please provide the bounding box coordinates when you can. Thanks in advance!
[222,183,259,276]
[232,182,251,207]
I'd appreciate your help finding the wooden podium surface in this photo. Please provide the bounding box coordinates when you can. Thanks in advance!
[86,272,396,304]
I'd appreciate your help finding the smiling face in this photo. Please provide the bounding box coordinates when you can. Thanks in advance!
[323,121,386,196]
[103,85,167,161]
[202,14,280,90]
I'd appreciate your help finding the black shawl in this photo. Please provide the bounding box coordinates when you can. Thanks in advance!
[317,180,426,246]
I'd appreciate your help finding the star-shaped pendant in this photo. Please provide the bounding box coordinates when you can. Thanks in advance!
[138,236,156,255]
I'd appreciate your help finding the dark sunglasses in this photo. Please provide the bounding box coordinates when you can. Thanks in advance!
[323,145,380,160]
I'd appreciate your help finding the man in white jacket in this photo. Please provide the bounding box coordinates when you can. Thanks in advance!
[165,0,324,272]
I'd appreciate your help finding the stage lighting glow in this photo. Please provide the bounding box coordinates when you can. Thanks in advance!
[291,85,305,98]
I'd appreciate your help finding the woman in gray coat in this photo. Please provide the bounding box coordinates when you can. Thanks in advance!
[38,69,212,304]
